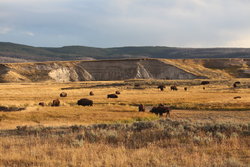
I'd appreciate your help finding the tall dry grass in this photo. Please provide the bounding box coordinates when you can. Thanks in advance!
[0,119,249,167]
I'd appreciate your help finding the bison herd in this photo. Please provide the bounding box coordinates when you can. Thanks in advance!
[39,90,122,107]
[36,80,243,118]
[37,89,173,118]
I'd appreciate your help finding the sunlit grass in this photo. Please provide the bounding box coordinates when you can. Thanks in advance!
[0,80,250,166]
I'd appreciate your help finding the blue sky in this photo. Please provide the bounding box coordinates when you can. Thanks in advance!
[0,0,250,47]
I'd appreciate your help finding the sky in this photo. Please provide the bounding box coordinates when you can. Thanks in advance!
[0,0,250,48]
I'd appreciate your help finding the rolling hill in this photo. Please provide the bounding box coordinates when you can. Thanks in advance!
[1,42,250,63]
[0,58,250,83]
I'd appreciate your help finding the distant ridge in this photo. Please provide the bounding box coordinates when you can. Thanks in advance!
[1,42,250,63]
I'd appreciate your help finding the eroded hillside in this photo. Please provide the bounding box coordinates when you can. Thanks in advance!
[0,58,249,82]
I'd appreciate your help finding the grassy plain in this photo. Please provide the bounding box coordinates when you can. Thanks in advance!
[0,79,250,166]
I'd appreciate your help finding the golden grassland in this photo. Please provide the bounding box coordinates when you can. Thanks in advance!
[1,79,250,128]
[0,79,250,166]
[0,133,249,167]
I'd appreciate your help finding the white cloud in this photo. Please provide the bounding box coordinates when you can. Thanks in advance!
[222,30,250,48]
[1,0,250,47]
[227,38,250,48]
[0,26,12,34]
[23,31,34,36]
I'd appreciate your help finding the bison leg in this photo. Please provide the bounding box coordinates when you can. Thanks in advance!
[166,111,170,118]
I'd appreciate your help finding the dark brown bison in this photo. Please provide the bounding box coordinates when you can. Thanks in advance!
[51,99,60,106]
[203,87,206,90]
[77,98,93,106]
[107,94,118,98]
[38,102,45,106]
[233,96,241,99]
[150,104,171,117]
[115,91,121,94]
[158,85,166,91]
[233,81,241,88]
[60,92,67,97]
[138,104,145,112]
[184,87,187,91]
[201,81,210,85]
[170,85,178,91]
[89,91,94,96]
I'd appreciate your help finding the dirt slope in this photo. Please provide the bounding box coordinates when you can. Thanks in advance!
[0,58,249,83]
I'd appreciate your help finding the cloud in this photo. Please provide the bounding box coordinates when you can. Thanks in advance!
[0,0,250,47]
[222,30,250,48]
[0,26,12,34]
[23,31,34,37]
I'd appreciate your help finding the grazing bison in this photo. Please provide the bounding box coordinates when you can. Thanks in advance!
[51,99,60,107]
[150,104,171,117]
[138,104,145,112]
[233,81,241,88]
[170,85,178,91]
[201,81,210,85]
[60,92,67,97]
[233,96,241,99]
[184,87,187,91]
[158,85,166,91]
[89,91,94,96]
[107,94,118,98]
[38,102,45,106]
[77,98,93,106]
[115,91,121,94]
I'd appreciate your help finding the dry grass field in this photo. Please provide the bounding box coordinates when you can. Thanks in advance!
[0,79,250,166]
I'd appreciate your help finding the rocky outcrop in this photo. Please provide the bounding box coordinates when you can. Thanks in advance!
[0,58,249,83]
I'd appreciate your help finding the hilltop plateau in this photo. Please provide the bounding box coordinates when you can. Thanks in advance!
[1,42,250,63]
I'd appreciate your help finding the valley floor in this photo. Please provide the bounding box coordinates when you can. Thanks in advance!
[0,79,249,166]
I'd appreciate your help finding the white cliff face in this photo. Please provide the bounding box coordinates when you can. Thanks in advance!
[74,65,94,81]
[135,63,152,79]
[48,67,75,82]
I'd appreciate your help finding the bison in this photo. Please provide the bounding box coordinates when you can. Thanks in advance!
[38,102,45,106]
[138,104,145,112]
[158,85,166,91]
[77,98,93,106]
[233,81,241,88]
[115,91,121,95]
[150,104,171,117]
[233,96,241,99]
[170,85,178,91]
[89,91,94,96]
[107,94,118,98]
[184,87,187,91]
[201,81,210,85]
[60,92,67,97]
[51,99,60,107]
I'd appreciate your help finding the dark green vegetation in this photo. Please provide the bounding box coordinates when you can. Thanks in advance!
[1,42,250,63]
